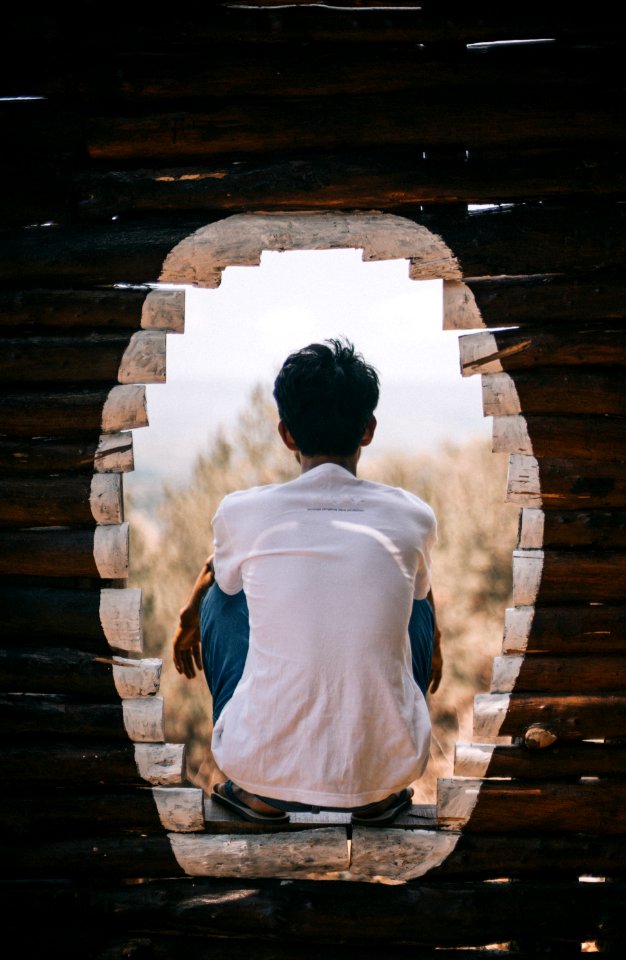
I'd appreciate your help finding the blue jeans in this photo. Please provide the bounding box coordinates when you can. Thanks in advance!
[200,583,434,812]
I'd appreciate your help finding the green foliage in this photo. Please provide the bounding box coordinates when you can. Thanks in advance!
[126,381,518,801]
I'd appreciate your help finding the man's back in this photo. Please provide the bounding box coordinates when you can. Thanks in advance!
[211,462,437,807]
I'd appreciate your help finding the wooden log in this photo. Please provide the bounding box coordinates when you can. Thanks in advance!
[0,385,147,436]
[455,738,626,780]
[112,656,162,698]
[0,332,140,383]
[0,218,208,287]
[168,829,349,879]
[0,585,104,648]
[0,331,165,385]
[472,693,626,742]
[3,7,619,50]
[5,877,623,949]
[0,646,157,699]
[0,474,122,527]
[0,585,141,652]
[0,524,128,579]
[0,693,164,741]
[1,834,184,878]
[459,327,626,376]
[503,604,626,655]
[0,286,183,332]
[50,40,624,104]
[94,432,134,473]
[431,203,626,281]
[348,829,459,883]
[467,274,624,328]
[517,507,626,549]
[0,287,147,330]
[0,937,570,960]
[0,432,133,474]
[85,93,626,164]
[73,147,626,221]
[94,524,129,578]
[490,654,626,694]
[451,272,626,328]
[493,414,626,460]
[117,330,166,384]
[431,832,626,880]
[0,741,184,790]
[507,454,626,510]
[2,204,626,287]
[0,784,203,837]
[141,287,185,332]
[512,548,626,605]
[102,385,149,432]
[482,370,626,418]
[100,587,143,654]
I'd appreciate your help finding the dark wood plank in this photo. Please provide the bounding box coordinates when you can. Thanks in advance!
[0,646,121,700]
[0,585,105,648]
[0,477,97,528]
[475,693,626,742]
[509,458,626,512]
[432,832,626,879]
[442,778,626,834]
[3,6,618,51]
[62,148,626,225]
[0,389,110,436]
[506,604,626,655]
[84,92,626,163]
[485,369,626,417]
[466,273,626,326]
[1,835,184,878]
[0,287,149,330]
[0,693,133,740]
[0,788,169,837]
[461,327,626,377]
[4,876,623,946]
[2,205,626,287]
[536,550,626,604]
[534,510,626,549]
[0,529,100,578]
[495,414,626,461]
[496,654,626,694]
[0,437,101,473]
[0,334,136,384]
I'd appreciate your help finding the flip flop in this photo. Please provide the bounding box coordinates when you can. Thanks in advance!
[351,788,413,827]
[211,779,290,824]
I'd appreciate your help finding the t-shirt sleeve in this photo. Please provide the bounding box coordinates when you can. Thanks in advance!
[211,501,244,595]
[413,510,438,600]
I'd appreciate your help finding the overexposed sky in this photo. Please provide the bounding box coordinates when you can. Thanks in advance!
[127,249,490,488]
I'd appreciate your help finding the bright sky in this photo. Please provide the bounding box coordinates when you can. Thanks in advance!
[126,249,490,489]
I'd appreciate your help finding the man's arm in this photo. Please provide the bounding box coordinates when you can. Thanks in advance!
[427,588,443,695]
[172,555,215,679]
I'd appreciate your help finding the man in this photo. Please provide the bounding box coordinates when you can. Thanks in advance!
[173,338,442,825]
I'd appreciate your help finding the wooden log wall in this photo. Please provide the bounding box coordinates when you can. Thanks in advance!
[2,3,626,955]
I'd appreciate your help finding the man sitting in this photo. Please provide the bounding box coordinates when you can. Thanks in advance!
[173,338,441,825]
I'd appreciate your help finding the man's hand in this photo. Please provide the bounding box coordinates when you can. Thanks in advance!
[172,612,203,679]
[428,625,443,695]
[172,556,215,679]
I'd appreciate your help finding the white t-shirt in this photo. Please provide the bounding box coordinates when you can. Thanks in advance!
[211,462,437,807]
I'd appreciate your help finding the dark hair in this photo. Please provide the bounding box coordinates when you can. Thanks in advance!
[273,337,380,456]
